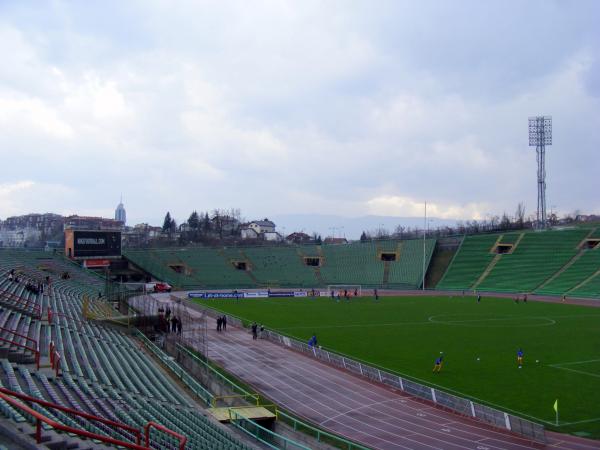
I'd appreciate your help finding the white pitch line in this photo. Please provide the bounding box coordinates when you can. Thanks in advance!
[548,365,600,379]
[558,416,600,426]
[277,320,434,331]
[550,358,600,367]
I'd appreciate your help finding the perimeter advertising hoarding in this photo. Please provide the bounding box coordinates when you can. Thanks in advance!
[65,230,122,259]
[188,291,307,299]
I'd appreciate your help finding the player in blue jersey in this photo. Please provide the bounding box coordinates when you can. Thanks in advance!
[517,348,524,368]
[433,354,444,373]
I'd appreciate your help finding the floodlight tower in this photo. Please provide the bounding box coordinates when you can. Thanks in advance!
[528,116,552,228]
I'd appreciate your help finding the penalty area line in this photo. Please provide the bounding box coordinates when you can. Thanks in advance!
[550,358,600,367]
[547,365,600,379]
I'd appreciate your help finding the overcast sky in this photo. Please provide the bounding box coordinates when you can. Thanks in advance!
[0,0,598,227]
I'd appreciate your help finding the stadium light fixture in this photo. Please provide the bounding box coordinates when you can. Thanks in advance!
[528,116,552,229]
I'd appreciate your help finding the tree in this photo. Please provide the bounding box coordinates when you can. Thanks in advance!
[202,212,211,233]
[188,211,200,230]
[316,235,322,245]
[393,225,405,239]
[500,213,511,230]
[162,212,172,232]
[360,231,368,242]
[515,202,526,228]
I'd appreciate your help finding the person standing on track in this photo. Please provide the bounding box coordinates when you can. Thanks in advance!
[433,354,444,373]
[222,315,227,331]
[252,322,258,340]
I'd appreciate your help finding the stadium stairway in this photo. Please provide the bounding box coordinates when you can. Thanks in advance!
[534,247,586,292]
[567,268,600,296]
[471,253,502,290]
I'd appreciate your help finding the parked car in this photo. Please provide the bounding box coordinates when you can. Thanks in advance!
[153,282,172,293]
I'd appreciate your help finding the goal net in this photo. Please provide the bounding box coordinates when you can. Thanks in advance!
[326,285,362,297]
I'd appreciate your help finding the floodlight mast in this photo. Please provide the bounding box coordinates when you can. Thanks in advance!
[528,116,552,229]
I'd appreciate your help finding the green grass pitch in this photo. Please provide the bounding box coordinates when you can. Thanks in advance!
[193,294,600,438]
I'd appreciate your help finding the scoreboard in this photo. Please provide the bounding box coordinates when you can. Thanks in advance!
[65,230,122,259]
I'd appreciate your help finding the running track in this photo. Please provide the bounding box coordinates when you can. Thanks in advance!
[149,295,600,450]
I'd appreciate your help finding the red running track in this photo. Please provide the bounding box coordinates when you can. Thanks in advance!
[151,295,600,450]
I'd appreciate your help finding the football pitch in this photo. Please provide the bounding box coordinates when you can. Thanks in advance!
[193,294,600,438]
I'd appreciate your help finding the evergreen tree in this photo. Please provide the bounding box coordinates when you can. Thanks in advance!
[162,212,172,232]
[202,212,211,233]
[360,231,368,242]
[188,211,200,230]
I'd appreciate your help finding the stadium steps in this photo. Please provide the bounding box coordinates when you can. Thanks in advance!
[314,267,324,285]
[511,232,525,251]
[245,270,259,285]
[471,254,502,290]
[382,261,391,285]
[567,267,600,295]
[238,251,259,285]
[535,248,586,292]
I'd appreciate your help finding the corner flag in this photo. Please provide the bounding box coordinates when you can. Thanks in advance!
[553,399,558,413]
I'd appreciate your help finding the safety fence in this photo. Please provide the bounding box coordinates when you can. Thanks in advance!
[229,409,312,450]
[135,330,214,406]
[136,330,332,450]
[260,330,546,444]
[195,304,547,445]
[170,339,369,450]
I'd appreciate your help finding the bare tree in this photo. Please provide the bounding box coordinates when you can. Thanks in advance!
[515,202,526,228]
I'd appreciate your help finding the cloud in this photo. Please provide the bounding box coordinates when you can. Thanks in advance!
[0,1,598,226]
[0,181,75,218]
[366,195,487,220]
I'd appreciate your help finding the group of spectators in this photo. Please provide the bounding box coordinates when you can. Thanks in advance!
[251,322,265,340]
[157,305,183,335]
[7,269,48,296]
[216,315,227,332]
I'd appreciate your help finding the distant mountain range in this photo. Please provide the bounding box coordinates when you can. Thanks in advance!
[270,214,458,240]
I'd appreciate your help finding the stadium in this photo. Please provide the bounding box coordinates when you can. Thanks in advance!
[0,224,598,449]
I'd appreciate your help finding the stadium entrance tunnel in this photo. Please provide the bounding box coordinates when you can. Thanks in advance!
[492,243,514,254]
[581,239,600,250]
[380,252,397,261]
[232,261,249,270]
[303,257,322,267]
[168,263,189,275]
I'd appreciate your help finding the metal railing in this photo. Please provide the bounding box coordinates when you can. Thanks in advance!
[135,330,214,405]
[173,341,370,450]
[0,288,42,319]
[259,329,546,444]
[144,421,187,450]
[229,409,312,450]
[0,325,40,369]
[196,304,547,445]
[0,387,148,449]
